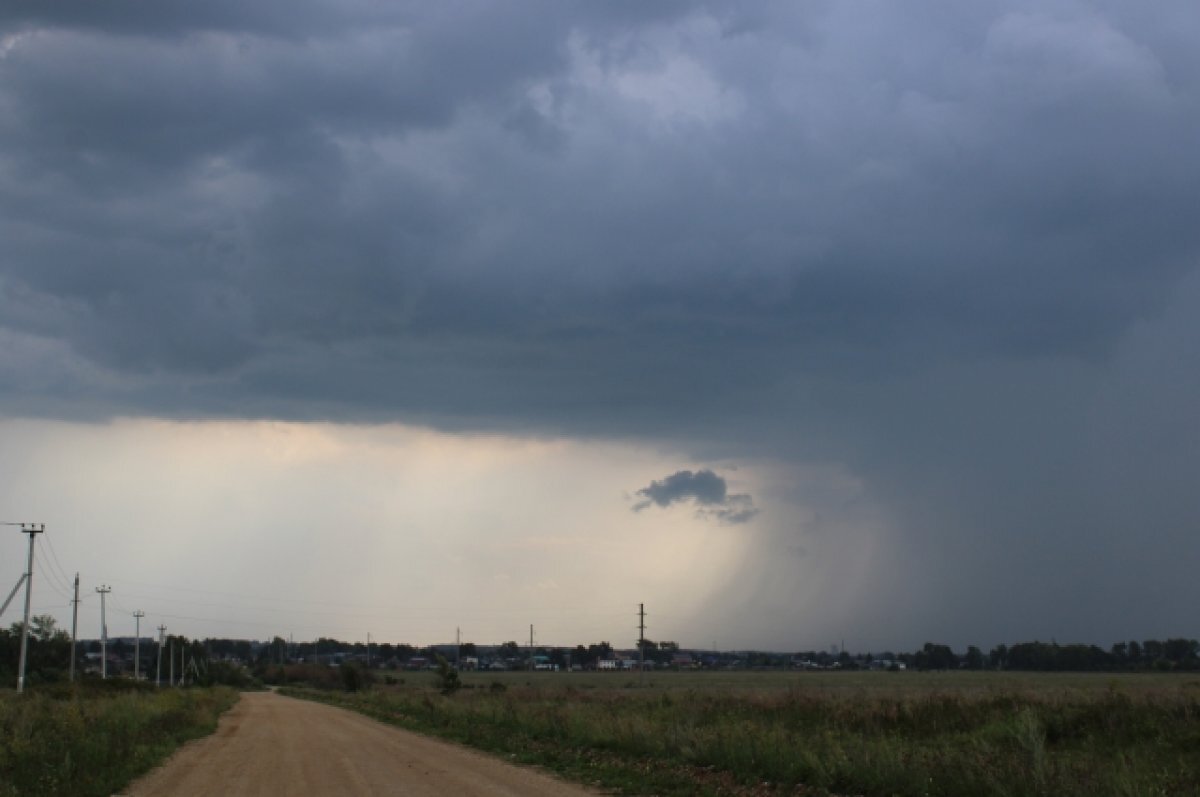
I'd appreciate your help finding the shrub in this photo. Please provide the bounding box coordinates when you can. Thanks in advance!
[434,656,460,695]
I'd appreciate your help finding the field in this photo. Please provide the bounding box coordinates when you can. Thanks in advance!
[285,669,1200,796]
[0,683,238,797]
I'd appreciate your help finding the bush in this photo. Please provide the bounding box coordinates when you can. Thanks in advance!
[434,656,460,695]
[340,662,369,692]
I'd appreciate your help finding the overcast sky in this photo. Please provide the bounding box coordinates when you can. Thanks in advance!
[1,1,1198,653]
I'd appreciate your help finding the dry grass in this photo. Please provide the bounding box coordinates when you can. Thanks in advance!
[287,670,1200,796]
[0,682,237,797]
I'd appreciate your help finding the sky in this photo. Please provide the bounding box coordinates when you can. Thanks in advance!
[1,1,1198,653]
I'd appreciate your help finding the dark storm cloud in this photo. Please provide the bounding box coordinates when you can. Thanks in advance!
[636,470,729,509]
[634,469,758,525]
[2,1,1200,646]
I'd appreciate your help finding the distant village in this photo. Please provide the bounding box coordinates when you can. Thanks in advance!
[74,635,907,679]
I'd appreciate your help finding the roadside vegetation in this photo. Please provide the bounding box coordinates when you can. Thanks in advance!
[0,681,237,797]
[283,669,1200,796]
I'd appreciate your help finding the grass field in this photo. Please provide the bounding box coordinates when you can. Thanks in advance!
[0,683,238,797]
[285,669,1200,796]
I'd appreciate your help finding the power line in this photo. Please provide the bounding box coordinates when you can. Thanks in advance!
[33,539,72,600]
[108,593,135,616]
[111,576,632,617]
[40,531,74,593]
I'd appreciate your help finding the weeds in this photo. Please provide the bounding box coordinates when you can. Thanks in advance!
[282,671,1200,796]
[0,683,237,797]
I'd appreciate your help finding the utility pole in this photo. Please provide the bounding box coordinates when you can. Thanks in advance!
[529,624,534,670]
[156,625,166,687]
[69,573,80,683]
[16,523,44,693]
[456,627,461,670]
[169,638,174,687]
[133,611,145,680]
[95,585,111,679]
[638,603,647,675]
[367,632,372,669]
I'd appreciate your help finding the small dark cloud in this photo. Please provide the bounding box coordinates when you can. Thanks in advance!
[634,469,758,525]
[635,469,727,508]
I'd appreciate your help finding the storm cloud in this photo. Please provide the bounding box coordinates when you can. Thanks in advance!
[634,469,758,525]
[2,1,1199,647]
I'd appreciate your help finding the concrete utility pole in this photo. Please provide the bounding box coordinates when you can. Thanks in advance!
[156,625,166,687]
[16,523,45,694]
[367,632,372,669]
[456,627,461,670]
[638,603,647,675]
[529,624,534,670]
[96,585,111,679]
[169,638,174,687]
[69,573,80,682]
[133,610,145,680]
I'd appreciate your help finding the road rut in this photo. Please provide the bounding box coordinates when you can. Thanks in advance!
[121,691,601,796]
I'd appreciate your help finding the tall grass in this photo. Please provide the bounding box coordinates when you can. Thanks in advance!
[0,683,237,797]
[284,672,1200,795]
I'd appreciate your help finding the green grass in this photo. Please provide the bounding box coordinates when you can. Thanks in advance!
[0,682,238,797]
[283,670,1200,796]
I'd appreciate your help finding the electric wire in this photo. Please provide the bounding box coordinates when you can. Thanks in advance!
[33,539,73,600]
[113,576,633,617]
[39,531,75,593]
[108,587,634,627]
[13,545,663,647]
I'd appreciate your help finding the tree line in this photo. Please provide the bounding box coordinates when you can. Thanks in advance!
[5,618,1200,688]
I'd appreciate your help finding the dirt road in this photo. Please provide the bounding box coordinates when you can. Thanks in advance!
[122,691,601,796]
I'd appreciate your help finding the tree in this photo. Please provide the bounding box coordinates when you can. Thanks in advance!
[2,616,71,685]
[914,642,957,671]
[587,641,613,663]
[1164,638,1198,667]
[965,645,985,670]
[31,615,65,642]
